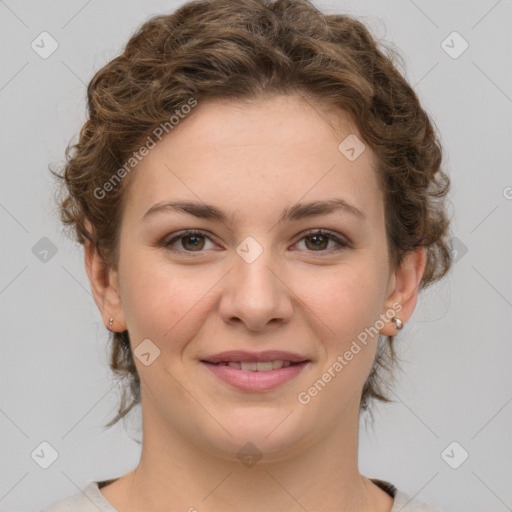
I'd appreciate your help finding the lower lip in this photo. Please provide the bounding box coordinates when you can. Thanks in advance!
[201,361,310,391]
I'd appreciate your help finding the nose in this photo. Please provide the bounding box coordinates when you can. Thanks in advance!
[218,246,294,332]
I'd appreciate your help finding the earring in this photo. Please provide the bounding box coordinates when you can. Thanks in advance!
[108,317,114,331]
[392,317,404,330]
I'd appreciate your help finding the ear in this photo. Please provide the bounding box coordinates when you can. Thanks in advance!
[379,247,426,336]
[84,222,126,333]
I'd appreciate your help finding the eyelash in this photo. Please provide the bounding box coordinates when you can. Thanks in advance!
[162,229,350,255]
[294,229,351,252]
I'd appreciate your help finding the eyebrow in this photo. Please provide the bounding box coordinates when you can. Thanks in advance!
[142,198,365,224]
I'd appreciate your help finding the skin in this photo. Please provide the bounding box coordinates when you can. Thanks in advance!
[85,94,426,512]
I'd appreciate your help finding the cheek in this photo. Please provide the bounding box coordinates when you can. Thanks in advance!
[294,259,386,342]
[118,247,218,348]
[295,265,387,405]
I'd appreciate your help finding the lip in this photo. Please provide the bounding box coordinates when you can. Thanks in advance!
[201,350,310,364]
[200,350,312,392]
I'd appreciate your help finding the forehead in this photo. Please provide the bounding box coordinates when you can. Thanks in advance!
[122,95,383,223]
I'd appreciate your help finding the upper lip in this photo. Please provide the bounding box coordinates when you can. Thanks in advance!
[201,350,311,363]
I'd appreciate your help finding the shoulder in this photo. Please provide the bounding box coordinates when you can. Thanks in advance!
[42,478,442,512]
[40,481,116,512]
[391,488,443,512]
[370,478,443,512]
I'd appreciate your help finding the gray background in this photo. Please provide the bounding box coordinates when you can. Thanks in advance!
[1,1,511,511]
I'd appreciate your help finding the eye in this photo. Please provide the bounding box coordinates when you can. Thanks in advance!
[293,229,350,252]
[164,230,216,252]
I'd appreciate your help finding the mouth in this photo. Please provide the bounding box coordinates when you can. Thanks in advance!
[201,360,307,371]
[200,353,311,391]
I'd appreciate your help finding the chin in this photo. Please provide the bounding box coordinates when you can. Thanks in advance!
[197,406,310,462]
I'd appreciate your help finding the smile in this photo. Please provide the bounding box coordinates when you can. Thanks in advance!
[201,360,311,391]
[203,360,300,371]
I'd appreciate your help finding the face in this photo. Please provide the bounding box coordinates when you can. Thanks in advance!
[109,95,400,461]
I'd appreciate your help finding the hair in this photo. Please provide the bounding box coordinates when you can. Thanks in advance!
[51,0,452,429]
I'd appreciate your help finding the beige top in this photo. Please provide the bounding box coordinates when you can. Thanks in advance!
[40,478,442,511]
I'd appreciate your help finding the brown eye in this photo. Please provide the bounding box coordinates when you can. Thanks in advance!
[181,234,205,251]
[304,233,329,251]
[164,230,215,252]
[294,229,349,253]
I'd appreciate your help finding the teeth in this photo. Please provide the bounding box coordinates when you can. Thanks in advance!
[240,362,258,371]
[256,361,274,371]
[221,360,295,371]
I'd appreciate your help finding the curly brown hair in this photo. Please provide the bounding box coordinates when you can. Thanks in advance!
[51,0,452,429]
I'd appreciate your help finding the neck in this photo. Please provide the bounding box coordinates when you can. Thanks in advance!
[102,396,391,512]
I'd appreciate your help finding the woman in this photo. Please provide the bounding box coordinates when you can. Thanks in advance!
[44,0,451,510]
